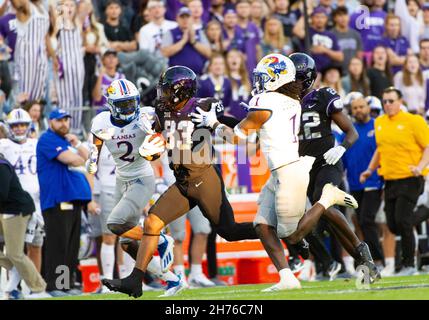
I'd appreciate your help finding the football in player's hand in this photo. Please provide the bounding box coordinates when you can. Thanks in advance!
[142,133,166,161]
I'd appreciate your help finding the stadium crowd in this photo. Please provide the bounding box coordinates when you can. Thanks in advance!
[1,0,429,299]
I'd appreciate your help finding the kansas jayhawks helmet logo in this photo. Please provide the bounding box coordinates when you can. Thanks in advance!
[262,56,288,78]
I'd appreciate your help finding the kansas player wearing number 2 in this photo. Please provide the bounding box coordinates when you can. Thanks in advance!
[89,79,184,297]
[191,53,359,292]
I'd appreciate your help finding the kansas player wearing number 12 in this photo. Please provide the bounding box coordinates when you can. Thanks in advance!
[88,79,184,297]
[189,53,359,292]
[289,52,381,282]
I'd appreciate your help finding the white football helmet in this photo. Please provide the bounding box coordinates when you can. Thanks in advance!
[252,53,296,94]
[105,79,141,122]
[6,108,32,142]
[366,96,383,112]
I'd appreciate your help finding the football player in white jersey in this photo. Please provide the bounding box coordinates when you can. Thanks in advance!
[87,79,186,296]
[191,53,358,291]
[0,109,45,299]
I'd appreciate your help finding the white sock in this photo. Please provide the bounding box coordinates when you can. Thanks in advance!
[317,197,332,210]
[343,256,355,274]
[385,257,395,270]
[174,265,186,278]
[279,268,295,282]
[119,251,135,278]
[6,267,21,292]
[190,264,203,277]
[100,243,115,279]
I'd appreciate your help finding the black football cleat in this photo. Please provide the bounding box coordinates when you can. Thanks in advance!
[102,278,142,298]
[290,239,310,260]
[355,242,381,283]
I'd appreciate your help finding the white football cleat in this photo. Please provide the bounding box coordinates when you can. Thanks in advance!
[261,279,302,292]
[320,183,358,209]
[188,273,216,288]
[158,275,187,297]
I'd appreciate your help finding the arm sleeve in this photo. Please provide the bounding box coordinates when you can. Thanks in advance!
[0,164,11,201]
[413,115,429,149]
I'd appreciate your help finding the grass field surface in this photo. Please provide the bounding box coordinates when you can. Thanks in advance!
[47,274,429,300]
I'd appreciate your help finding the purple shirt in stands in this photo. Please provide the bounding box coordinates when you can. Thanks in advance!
[0,13,17,61]
[167,27,208,75]
[197,75,232,109]
[94,72,125,109]
[307,28,340,72]
[236,22,260,76]
[223,27,246,53]
[228,78,249,120]
[382,36,410,74]
[350,8,386,52]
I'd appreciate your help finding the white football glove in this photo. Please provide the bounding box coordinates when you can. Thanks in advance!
[138,134,165,158]
[323,145,346,165]
[190,106,219,128]
[86,144,98,174]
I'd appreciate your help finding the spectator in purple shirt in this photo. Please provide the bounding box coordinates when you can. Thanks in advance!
[235,0,261,75]
[273,0,301,38]
[349,0,387,66]
[382,14,412,75]
[0,11,17,61]
[197,53,232,110]
[420,39,429,71]
[225,49,251,120]
[222,8,246,53]
[295,6,344,73]
[161,7,211,76]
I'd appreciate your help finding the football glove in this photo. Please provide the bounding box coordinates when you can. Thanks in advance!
[86,144,98,174]
[138,134,165,158]
[323,145,346,165]
[190,106,219,128]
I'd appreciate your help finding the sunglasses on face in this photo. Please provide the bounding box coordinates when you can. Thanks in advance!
[382,99,396,105]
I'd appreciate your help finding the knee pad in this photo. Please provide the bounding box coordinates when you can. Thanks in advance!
[144,214,165,235]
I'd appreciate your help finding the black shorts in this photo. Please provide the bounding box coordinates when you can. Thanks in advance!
[307,161,344,204]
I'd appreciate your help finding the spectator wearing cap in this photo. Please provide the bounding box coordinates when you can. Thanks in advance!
[92,49,125,111]
[382,14,412,75]
[420,39,429,71]
[394,54,429,115]
[295,7,343,73]
[360,87,429,276]
[349,0,386,66]
[331,6,362,76]
[340,93,385,267]
[273,0,301,38]
[161,7,211,76]
[102,0,137,52]
[395,0,422,54]
[137,0,177,56]
[235,0,261,75]
[36,109,91,295]
[222,8,246,54]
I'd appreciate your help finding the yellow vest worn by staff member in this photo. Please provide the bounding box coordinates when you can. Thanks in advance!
[374,110,429,180]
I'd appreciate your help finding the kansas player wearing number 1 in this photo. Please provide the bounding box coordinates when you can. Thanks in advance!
[88,79,185,297]
[102,66,259,298]
[191,53,359,291]
[289,52,381,282]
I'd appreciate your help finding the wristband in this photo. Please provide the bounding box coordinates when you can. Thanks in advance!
[340,140,352,150]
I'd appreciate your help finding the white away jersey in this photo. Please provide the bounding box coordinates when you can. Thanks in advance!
[93,143,116,194]
[248,92,301,170]
[91,110,154,181]
[0,138,39,197]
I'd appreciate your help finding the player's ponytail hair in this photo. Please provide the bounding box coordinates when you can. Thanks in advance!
[275,81,303,101]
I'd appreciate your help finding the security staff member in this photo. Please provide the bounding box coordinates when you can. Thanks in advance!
[361,87,429,276]
[0,154,47,296]
[36,109,91,295]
